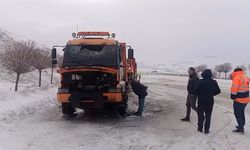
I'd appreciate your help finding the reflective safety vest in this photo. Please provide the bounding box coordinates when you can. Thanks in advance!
[231,71,250,104]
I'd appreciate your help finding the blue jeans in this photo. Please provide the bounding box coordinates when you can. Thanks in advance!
[138,97,145,113]
[234,101,247,130]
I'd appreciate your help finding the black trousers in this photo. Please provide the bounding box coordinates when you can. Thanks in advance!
[233,101,247,130]
[198,103,214,131]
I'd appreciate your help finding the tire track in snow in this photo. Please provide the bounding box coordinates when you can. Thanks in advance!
[2,74,249,150]
[156,82,235,150]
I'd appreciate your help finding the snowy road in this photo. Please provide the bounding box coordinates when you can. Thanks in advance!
[0,74,249,150]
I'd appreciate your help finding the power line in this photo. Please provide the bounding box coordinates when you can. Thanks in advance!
[0,26,48,48]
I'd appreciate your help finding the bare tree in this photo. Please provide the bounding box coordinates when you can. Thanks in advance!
[195,64,207,73]
[0,41,36,91]
[214,64,224,78]
[221,63,232,79]
[57,54,63,67]
[236,65,247,71]
[211,69,218,79]
[33,47,51,87]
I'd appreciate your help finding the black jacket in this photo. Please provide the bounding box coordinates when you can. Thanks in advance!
[131,80,148,98]
[187,73,199,95]
[195,69,221,105]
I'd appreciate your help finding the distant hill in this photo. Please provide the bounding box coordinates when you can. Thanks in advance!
[0,29,16,52]
[139,61,250,76]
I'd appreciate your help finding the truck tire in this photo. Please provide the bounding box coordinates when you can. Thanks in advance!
[118,104,127,117]
[62,103,75,116]
[119,92,128,116]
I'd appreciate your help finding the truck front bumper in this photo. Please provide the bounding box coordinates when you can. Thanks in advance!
[57,92,123,109]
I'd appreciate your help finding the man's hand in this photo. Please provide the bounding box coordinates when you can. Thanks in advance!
[230,97,236,101]
[189,94,196,97]
[231,94,237,100]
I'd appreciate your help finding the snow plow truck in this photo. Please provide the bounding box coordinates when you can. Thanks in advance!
[51,32,137,116]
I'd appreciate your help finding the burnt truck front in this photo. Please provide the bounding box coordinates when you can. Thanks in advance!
[52,37,129,115]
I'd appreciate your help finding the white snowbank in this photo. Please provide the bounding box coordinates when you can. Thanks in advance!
[0,72,249,150]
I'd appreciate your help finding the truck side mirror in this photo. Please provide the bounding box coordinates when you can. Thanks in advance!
[51,48,57,60]
[128,48,134,59]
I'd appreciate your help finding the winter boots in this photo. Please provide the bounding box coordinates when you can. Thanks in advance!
[181,117,190,122]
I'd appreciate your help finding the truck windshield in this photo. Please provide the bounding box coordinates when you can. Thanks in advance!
[62,45,119,68]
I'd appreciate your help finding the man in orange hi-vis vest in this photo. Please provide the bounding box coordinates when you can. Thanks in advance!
[231,68,250,134]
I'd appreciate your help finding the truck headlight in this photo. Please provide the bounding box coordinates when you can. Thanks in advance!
[58,88,69,94]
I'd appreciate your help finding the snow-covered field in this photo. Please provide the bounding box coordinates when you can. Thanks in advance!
[0,72,249,150]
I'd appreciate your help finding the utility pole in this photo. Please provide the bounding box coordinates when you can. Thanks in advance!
[51,66,54,84]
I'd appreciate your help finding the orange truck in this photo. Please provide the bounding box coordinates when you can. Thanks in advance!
[51,32,137,116]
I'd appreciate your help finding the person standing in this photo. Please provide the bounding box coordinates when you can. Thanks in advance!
[230,68,250,134]
[196,69,221,134]
[129,78,148,116]
[181,67,199,121]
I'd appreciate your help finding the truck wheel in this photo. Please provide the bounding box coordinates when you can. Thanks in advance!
[119,92,128,116]
[62,103,75,116]
[118,105,127,117]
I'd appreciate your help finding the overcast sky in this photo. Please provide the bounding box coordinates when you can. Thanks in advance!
[0,0,249,66]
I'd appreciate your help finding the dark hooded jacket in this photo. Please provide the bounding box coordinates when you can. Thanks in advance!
[195,69,221,105]
[187,72,199,95]
[130,80,148,98]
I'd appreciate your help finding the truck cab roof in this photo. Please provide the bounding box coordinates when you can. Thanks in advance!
[67,38,118,46]
[67,31,118,46]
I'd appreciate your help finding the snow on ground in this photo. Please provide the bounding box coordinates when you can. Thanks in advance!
[0,67,58,121]
[0,73,249,150]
